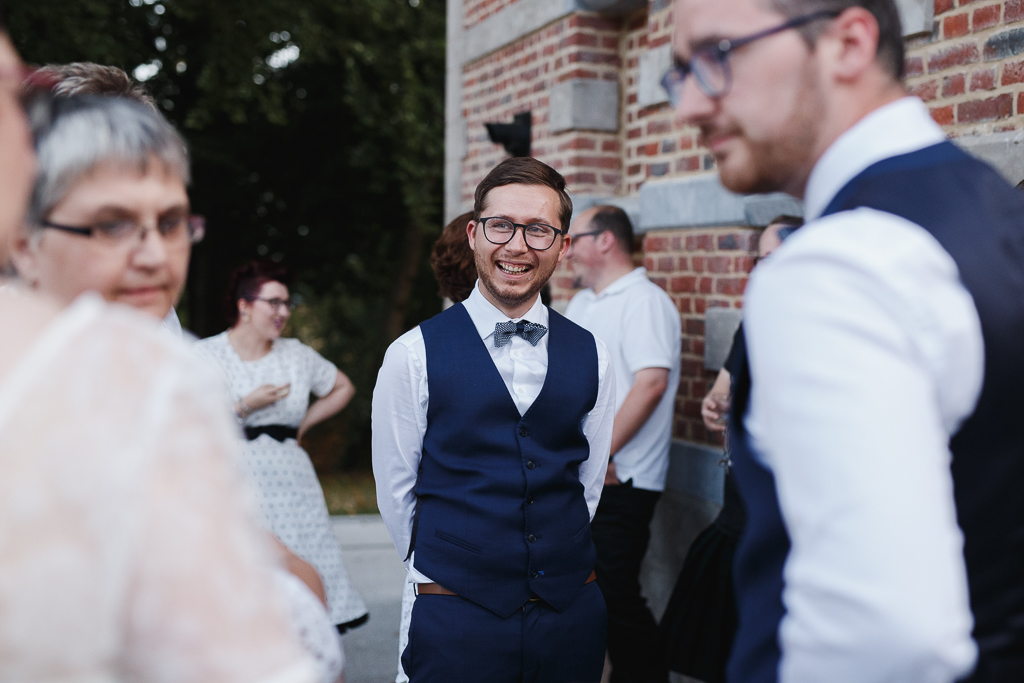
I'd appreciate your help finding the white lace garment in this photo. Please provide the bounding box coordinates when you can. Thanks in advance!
[0,295,318,683]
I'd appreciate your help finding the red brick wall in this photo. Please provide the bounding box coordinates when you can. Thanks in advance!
[647,228,757,445]
[464,0,529,30]
[906,0,1024,133]
[456,0,1024,447]
[460,13,625,208]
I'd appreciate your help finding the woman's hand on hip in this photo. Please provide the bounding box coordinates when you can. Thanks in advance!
[244,383,291,411]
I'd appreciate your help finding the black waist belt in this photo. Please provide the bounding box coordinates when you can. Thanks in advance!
[244,425,298,442]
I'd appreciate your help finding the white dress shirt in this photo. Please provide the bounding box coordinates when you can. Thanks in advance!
[565,267,681,491]
[372,282,615,584]
[744,97,982,683]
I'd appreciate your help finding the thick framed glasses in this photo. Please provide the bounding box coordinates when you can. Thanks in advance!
[253,297,297,311]
[479,217,567,251]
[41,214,204,247]
[660,9,840,106]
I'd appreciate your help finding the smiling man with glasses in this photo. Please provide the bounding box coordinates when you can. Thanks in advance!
[671,1,1024,683]
[373,157,616,683]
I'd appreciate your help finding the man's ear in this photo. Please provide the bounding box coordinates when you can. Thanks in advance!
[596,229,617,254]
[466,220,478,253]
[9,226,40,287]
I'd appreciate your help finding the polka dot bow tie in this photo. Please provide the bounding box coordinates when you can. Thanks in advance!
[494,320,548,348]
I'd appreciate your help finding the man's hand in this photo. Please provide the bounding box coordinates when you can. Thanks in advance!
[701,367,732,433]
[604,461,619,485]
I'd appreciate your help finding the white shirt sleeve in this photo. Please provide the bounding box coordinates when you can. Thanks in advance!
[744,209,981,683]
[579,337,615,519]
[371,330,429,565]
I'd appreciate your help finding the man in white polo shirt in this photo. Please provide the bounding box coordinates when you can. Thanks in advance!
[565,205,681,683]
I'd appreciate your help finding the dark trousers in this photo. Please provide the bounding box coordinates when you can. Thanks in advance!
[403,581,607,683]
[591,480,667,683]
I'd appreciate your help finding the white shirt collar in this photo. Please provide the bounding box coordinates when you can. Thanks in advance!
[594,267,649,299]
[804,97,947,221]
[461,280,549,341]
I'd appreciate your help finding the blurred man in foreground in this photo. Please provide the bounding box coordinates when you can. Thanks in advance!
[670,0,1024,681]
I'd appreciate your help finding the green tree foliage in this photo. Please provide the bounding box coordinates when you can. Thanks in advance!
[7,0,446,471]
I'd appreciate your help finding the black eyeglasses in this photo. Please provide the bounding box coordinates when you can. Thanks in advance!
[661,9,841,105]
[572,228,607,240]
[253,297,297,311]
[478,217,567,251]
[41,214,204,248]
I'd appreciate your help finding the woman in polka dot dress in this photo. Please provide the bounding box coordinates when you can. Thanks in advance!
[197,261,368,632]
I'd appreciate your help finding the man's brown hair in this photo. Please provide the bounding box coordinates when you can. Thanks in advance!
[35,63,158,110]
[473,157,574,232]
[768,0,904,79]
[431,211,477,303]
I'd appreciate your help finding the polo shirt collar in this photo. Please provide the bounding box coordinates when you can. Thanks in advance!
[594,267,648,299]
[462,279,549,342]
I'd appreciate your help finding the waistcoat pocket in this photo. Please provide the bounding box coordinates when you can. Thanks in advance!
[435,529,482,554]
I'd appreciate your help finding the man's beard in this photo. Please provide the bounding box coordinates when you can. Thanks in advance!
[475,249,557,312]
[711,63,825,196]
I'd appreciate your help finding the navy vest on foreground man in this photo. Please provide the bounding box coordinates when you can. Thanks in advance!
[728,98,1024,683]
[416,303,599,617]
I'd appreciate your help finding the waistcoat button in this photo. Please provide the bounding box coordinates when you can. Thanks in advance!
[526,461,536,470]
[530,570,539,579]
[527,496,535,505]
[519,427,528,437]
[528,534,536,543]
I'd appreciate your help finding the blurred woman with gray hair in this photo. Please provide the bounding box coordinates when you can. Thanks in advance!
[0,35,321,683]
[9,92,347,683]
[11,94,196,319]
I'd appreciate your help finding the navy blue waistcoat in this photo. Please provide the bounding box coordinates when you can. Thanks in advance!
[415,302,600,619]
[728,141,1024,683]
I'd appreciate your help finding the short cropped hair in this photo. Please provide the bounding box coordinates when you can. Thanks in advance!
[767,214,804,240]
[224,260,294,327]
[768,0,904,79]
[34,62,157,110]
[431,211,477,303]
[587,205,635,254]
[27,95,190,230]
[473,157,573,232]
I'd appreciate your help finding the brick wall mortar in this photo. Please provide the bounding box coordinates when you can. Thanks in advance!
[906,0,1024,133]
[455,0,1024,447]
[460,12,626,209]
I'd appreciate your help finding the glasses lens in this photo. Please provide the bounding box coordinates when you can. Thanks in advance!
[524,224,557,250]
[158,214,190,240]
[483,218,515,244]
[94,220,140,243]
[692,48,730,98]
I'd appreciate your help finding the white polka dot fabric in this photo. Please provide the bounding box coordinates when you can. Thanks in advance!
[196,332,368,627]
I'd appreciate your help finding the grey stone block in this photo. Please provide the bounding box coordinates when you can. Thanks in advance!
[638,44,673,108]
[955,129,1024,186]
[639,439,725,620]
[575,0,646,13]
[570,194,642,232]
[665,439,726,505]
[704,308,743,372]
[549,79,620,134]
[984,27,1024,62]
[744,194,804,226]
[895,0,934,37]
[463,0,576,63]
[638,173,803,232]
[444,0,467,223]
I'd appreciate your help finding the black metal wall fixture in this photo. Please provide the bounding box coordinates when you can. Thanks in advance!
[485,112,532,157]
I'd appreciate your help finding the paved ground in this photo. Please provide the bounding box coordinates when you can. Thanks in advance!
[333,515,406,683]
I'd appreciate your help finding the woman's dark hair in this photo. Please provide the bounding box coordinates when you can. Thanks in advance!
[431,211,477,303]
[223,260,293,327]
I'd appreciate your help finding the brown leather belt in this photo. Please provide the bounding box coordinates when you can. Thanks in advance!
[415,570,597,598]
